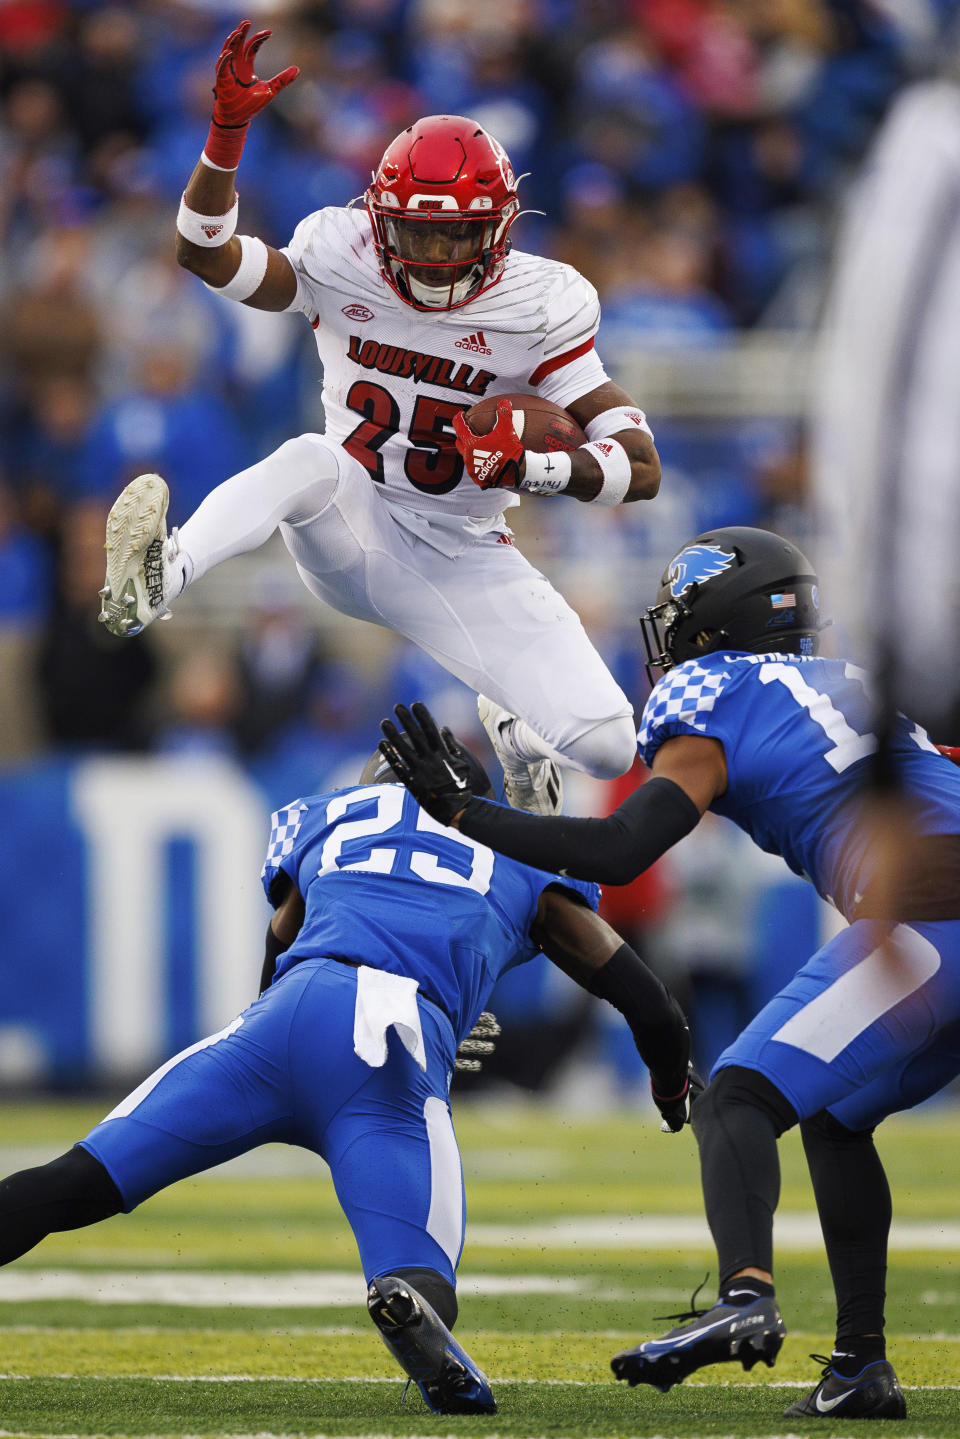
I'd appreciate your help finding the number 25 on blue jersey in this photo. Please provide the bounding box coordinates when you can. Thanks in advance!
[317,786,494,894]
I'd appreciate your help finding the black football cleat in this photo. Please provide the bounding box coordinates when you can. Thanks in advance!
[784,1354,907,1419]
[367,1274,496,1415]
[611,1295,786,1392]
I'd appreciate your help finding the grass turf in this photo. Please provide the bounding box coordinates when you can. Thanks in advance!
[2,1379,959,1439]
[0,1098,957,1438]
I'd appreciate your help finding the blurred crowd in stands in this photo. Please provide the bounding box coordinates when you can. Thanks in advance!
[0,1,945,1077]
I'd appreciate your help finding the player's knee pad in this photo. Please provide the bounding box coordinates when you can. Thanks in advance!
[367,1273,496,1415]
[694,1065,798,1140]
[562,714,636,780]
[270,434,341,519]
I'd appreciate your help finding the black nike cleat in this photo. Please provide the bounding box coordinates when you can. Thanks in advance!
[784,1354,907,1419]
[367,1274,496,1415]
[611,1295,786,1392]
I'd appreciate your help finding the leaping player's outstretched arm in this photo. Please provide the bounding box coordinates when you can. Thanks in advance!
[175,20,299,312]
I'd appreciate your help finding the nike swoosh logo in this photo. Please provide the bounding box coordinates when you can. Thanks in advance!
[443,760,468,790]
[647,1312,739,1351]
[815,1388,851,1413]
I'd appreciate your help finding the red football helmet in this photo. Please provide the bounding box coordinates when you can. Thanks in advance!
[365,115,520,311]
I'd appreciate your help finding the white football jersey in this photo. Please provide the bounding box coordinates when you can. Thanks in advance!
[281,206,610,526]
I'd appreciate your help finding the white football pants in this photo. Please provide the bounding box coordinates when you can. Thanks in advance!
[177,432,635,777]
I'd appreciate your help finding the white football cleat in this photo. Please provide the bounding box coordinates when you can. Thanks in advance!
[99,473,184,636]
[477,695,563,815]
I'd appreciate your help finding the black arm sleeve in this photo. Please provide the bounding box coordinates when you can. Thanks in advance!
[456,776,701,884]
[589,942,690,1095]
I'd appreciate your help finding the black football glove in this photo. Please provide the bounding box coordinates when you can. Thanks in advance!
[379,701,473,826]
[651,1063,704,1134]
[454,1011,501,1072]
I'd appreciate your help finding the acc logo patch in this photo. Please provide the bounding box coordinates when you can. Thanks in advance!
[667,544,737,597]
[342,303,374,321]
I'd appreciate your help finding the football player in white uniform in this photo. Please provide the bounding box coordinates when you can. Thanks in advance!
[99,20,661,813]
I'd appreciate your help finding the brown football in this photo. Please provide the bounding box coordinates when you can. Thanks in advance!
[463,393,587,453]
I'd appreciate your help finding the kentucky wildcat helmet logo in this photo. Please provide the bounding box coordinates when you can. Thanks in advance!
[667,543,737,597]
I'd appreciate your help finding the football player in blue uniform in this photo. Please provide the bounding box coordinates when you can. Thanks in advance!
[381,524,960,1420]
[0,740,692,1416]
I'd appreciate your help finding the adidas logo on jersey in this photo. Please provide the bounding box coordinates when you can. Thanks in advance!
[455,330,492,356]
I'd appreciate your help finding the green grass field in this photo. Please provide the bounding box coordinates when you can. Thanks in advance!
[1,1096,958,1438]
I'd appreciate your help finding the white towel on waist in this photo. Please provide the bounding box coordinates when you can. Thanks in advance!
[353,965,427,1072]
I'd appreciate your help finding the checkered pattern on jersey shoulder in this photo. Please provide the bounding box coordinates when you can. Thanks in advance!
[261,800,308,893]
[637,657,734,766]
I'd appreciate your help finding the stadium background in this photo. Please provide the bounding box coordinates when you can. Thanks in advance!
[0,0,946,1100]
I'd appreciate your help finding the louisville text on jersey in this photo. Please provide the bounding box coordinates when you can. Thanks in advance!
[347,335,496,396]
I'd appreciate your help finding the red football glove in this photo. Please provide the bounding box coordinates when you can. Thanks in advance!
[453,399,525,490]
[205,20,299,169]
[937,744,960,766]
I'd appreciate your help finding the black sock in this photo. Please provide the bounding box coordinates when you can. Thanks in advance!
[692,1066,797,1281]
[392,1266,458,1330]
[800,1110,890,1341]
[720,1276,776,1307]
[831,1335,886,1376]
[0,1145,122,1265]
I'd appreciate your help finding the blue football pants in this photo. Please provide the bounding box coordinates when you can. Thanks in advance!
[80,958,465,1285]
[715,917,960,1130]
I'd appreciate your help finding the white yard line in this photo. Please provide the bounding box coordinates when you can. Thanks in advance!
[0,1270,602,1306]
[4,1267,960,1314]
[469,1213,960,1250]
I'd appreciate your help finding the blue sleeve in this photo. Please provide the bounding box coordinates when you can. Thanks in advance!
[491,866,602,983]
[544,875,602,913]
[524,868,601,928]
[637,659,736,767]
[260,797,310,903]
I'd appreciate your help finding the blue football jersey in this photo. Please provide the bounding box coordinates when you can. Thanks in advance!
[261,782,600,1043]
[638,652,960,919]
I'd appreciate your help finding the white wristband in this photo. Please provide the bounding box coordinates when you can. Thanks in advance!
[177,191,238,247]
[582,438,632,506]
[200,150,238,173]
[520,449,572,495]
[585,404,654,444]
[204,234,269,302]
